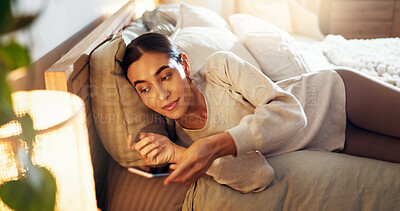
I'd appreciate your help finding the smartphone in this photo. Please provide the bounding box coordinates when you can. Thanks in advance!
[127,165,171,178]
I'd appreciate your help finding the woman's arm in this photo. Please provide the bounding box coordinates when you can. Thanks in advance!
[127,131,238,185]
[126,132,186,165]
[126,132,236,166]
[164,132,237,185]
[209,51,307,156]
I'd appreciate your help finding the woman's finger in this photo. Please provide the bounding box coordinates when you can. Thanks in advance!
[138,142,160,160]
[139,132,156,139]
[135,136,154,152]
[139,132,150,139]
[126,135,135,150]
[169,164,177,170]
[137,165,150,172]
[146,146,163,162]
[164,159,193,185]
[174,163,204,184]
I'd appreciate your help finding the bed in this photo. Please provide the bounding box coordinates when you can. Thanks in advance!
[44,1,400,210]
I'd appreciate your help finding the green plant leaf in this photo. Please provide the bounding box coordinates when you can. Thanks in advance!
[0,166,56,211]
[0,70,15,125]
[19,114,35,149]
[0,40,31,72]
[0,15,39,35]
[0,0,13,34]
[0,0,39,36]
[0,97,15,125]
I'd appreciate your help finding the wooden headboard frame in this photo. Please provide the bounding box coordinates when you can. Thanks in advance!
[44,1,136,209]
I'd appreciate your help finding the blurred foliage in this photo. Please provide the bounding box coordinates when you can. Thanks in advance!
[0,0,57,210]
[0,165,56,211]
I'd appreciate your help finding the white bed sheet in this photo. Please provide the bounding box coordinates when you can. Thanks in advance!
[292,34,336,72]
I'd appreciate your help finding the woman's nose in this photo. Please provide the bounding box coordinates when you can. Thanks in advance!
[157,85,170,101]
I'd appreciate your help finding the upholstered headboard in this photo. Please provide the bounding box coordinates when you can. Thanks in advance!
[44,1,136,209]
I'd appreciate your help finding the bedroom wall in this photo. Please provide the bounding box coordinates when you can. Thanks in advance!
[11,0,129,90]
[15,0,128,61]
[15,0,231,63]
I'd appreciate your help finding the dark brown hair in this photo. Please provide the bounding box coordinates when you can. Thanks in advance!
[121,32,181,78]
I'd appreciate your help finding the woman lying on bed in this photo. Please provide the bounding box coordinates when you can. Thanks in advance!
[122,33,400,192]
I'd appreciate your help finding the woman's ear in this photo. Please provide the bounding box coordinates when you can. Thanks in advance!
[180,53,191,77]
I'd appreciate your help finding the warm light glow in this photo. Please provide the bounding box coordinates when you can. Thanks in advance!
[134,0,156,19]
[0,140,19,183]
[0,90,97,210]
[7,67,28,82]
[102,0,130,17]
[0,139,19,211]
[0,121,21,138]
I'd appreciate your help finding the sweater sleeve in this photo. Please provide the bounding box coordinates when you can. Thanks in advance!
[206,51,307,156]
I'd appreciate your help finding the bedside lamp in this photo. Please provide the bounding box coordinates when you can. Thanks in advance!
[0,90,97,210]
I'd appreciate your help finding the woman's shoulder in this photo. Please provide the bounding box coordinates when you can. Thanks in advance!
[196,51,244,76]
[191,51,237,87]
[193,51,260,87]
[206,51,243,67]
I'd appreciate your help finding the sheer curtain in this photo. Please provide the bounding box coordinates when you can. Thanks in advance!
[158,0,324,39]
[160,0,236,19]
[234,0,324,39]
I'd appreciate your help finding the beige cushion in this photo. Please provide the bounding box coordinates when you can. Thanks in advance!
[171,3,260,73]
[229,14,310,81]
[183,150,400,211]
[106,159,190,211]
[89,26,168,167]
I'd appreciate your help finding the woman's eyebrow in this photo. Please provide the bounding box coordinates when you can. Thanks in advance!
[133,65,170,87]
[154,65,170,77]
[133,80,145,87]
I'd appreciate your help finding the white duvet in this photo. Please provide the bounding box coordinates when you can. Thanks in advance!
[322,35,400,88]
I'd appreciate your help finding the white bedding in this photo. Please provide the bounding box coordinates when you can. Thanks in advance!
[143,4,400,89]
[292,35,336,71]
[292,34,400,88]
[322,35,400,88]
[293,34,400,88]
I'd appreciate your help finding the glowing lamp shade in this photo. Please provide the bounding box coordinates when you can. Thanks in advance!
[0,90,97,210]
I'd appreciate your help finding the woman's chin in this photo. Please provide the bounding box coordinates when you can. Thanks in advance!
[160,110,182,120]
[159,105,188,120]
[165,113,182,120]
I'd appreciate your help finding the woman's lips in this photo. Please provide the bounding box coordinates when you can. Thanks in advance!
[162,98,179,111]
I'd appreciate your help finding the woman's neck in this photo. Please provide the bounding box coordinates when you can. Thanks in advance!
[176,82,207,129]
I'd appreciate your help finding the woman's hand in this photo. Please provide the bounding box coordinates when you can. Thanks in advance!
[164,132,237,185]
[126,132,185,165]
[163,138,217,185]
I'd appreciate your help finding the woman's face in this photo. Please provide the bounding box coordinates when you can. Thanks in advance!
[126,51,192,119]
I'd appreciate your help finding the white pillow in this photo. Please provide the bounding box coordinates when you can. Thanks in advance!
[171,3,260,72]
[229,14,311,81]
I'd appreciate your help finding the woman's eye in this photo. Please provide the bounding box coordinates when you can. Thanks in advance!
[140,87,150,93]
[161,73,172,81]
